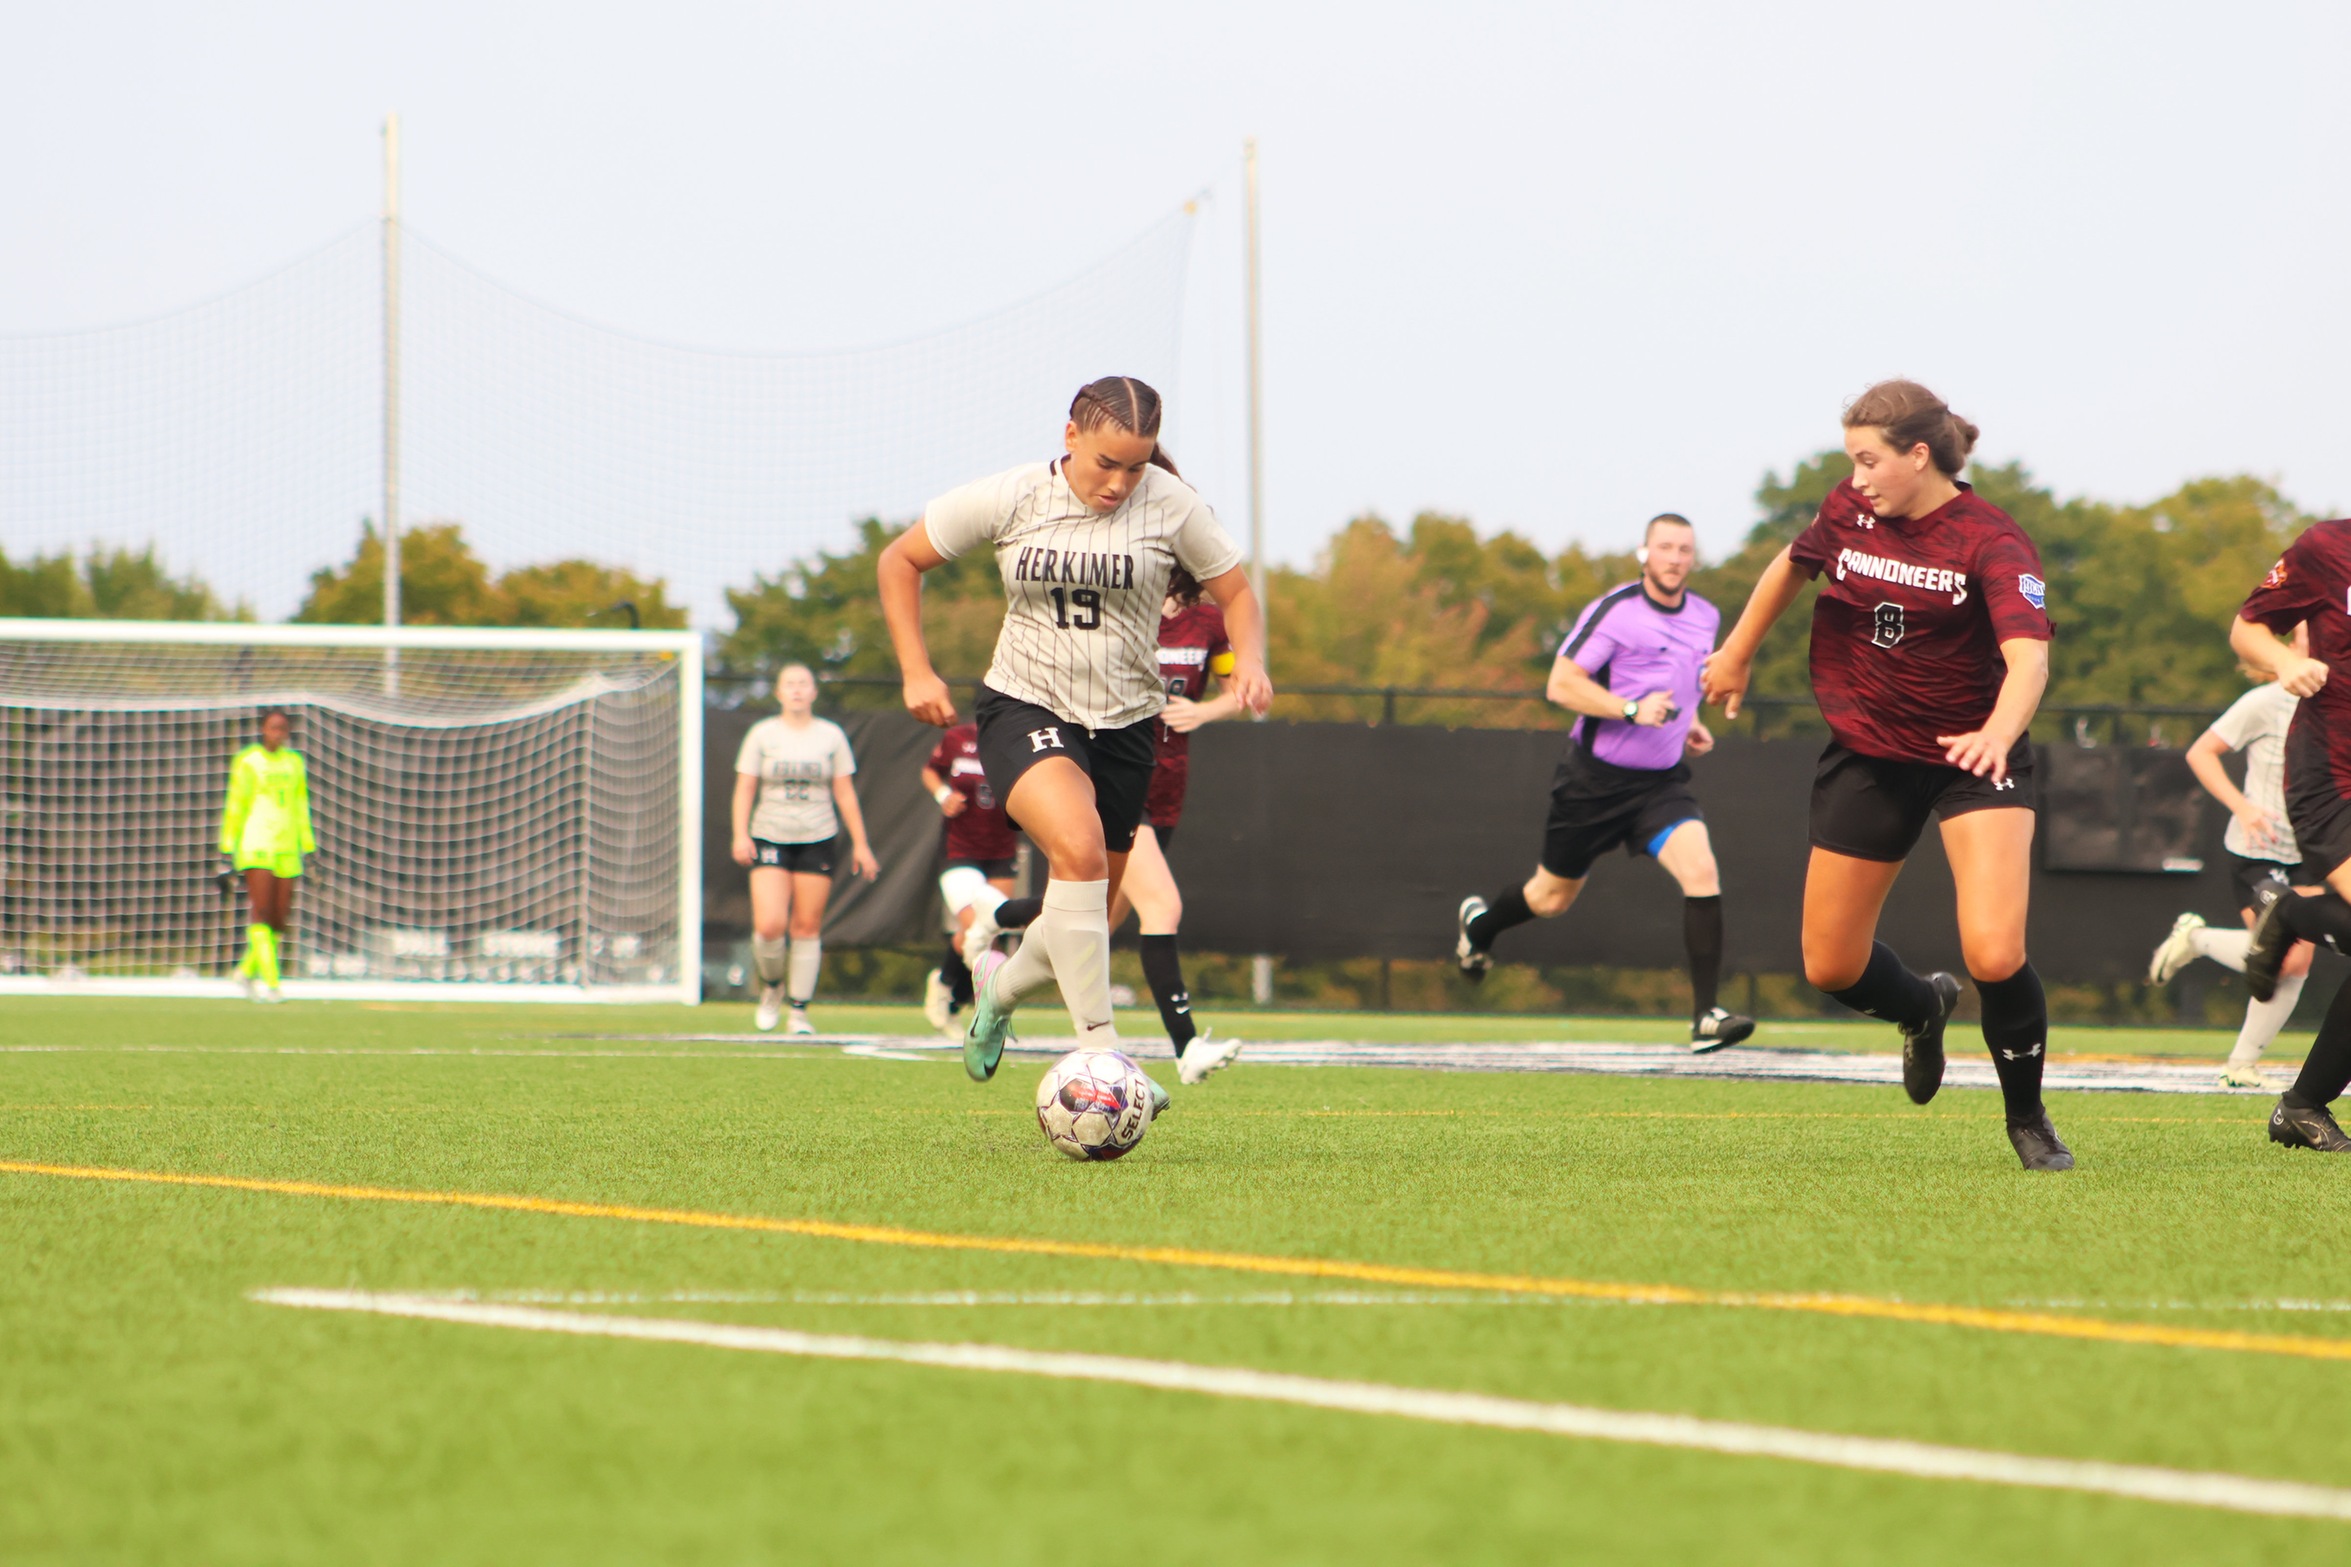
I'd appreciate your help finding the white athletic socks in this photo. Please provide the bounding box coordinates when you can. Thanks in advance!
[786,939,822,1007]
[2190,926,2252,973]
[2229,971,2306,1072]
[752,936,788,986]
[984,878,1117,1042]
[1037,879,1117,1042]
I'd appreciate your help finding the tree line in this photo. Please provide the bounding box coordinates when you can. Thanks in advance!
[715,453,2313,724]
[5,454,2312,724]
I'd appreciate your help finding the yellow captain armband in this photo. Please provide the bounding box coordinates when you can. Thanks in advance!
[1210,650,1236,677]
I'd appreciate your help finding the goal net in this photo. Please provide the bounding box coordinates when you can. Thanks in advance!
[0,620,700,1002]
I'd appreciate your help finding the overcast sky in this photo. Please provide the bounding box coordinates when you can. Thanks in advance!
[8,0,2349,595]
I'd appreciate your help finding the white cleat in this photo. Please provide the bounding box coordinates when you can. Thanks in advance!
[922,968,954,1033]
[2148,912,2206,985]
[959,906,1002,967]
[786,1007,816,1037]
[1690,1007,1755,1054]
[258,988,283,1005]
[1177,1032,1241,1086]
[754,984,783,1033]
[1455,896,1492,982]
[238,975,258,1002]
[2220,1062,2270,1090]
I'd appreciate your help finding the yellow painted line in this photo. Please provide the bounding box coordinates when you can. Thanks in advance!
[9,1157,2351,1363]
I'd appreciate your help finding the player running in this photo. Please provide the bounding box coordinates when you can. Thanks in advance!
[877,375,1271,1086]
[1107,567,1245,1084]
[1454,513,1754,1052]
[2230,531,2351,1152]
[2144,631,2316,1088]
[218,708,314,1003]
[1701,380,2071,1172]
[730,664,878,1035]
[920,719,1020,1036]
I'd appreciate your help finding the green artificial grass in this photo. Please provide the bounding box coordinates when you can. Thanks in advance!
[3,998,2346,1564]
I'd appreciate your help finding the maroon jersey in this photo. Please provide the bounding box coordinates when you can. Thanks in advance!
[1146,603,1230,828]
[1787,479,2051,765]
[2238,521,2351,793]
[926,723,1017,862]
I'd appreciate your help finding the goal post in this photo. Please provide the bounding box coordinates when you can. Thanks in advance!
[0,619,701,1003]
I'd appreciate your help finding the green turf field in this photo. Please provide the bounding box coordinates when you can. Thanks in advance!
[5,997,2348,1564]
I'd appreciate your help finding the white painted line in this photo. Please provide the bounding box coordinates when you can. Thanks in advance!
[570,1034,2267,1097]
[5,1036,2260,1095]
[253,1289,2351,1522]
[396,1288,1626,1308]
[0,1046,826,1062]
[839,1044,951,1062]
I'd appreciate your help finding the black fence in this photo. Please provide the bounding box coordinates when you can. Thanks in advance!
[704,691,2276,992]
[710,671,2224,747]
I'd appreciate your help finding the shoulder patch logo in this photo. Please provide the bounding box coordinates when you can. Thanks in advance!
[2019,574,2046,610]
[2265,558,2290,590]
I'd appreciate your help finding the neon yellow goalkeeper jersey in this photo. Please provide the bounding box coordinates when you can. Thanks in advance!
[219,745,317,864]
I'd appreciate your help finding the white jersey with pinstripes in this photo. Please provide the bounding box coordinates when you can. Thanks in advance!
[924,460,1245,732]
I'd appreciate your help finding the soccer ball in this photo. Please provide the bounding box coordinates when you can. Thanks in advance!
[1034,1049,1159,1161]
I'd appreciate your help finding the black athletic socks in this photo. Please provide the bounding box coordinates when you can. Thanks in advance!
[1976,963,2049,1122]
[1139,934,1198,1054]
[995,896,1043,932]
[943,940,974,1007]
[2279,891,2351,954]
[1466,887,1535,949]
[1824,942,1938,1029]
[1684,896,1723,1022]
[2286,974,2351,1110]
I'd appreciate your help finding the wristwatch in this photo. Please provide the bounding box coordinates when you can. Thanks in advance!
[1621,698,1640,721]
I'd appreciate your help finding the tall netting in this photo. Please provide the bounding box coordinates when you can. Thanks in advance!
[0,211,1197,624]
[0,625,697,1000]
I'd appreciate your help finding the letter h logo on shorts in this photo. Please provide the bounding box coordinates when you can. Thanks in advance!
[1027,727,1065,753]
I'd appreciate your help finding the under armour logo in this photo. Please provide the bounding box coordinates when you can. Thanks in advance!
[1993,778,2016,791]
[2000,1043,2044,1061]
[1027,727,1064,753]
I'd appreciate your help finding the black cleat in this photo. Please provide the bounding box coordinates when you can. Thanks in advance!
[2245,887,2295,1004]
[2006,1112,2075,1171]
[1899,972,1962,1105]
[2269,1097,2351,1153]
[1455,896,1492,984]
[1691,1007,1755,1054]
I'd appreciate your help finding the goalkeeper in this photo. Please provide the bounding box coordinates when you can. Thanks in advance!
[218,709,315,1002]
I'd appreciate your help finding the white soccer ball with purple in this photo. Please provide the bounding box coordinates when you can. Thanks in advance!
[1034,1049,1158,1161]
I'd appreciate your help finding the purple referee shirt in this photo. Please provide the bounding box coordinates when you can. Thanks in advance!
[1559,581,1721,772]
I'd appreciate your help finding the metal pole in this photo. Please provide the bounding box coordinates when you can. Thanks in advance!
[382,113,403,692]
[1243,138,1267,629]
[1244,140,1276,997]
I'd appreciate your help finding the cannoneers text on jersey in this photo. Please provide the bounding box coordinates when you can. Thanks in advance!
[1009,548,1138,590]
[1834,547,1969,605]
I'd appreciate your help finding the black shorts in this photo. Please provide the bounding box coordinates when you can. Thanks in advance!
[752,838,835,875]
[1809,739,2035,863]
[973,686,1156,856]
[947,856,1019,880]
[2286,723,2351,879]
[2226,851,2320,914]
[1539,749,1704,880]
[1146,823,1175,852]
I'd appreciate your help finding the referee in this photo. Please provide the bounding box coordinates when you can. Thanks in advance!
[1455,513,1754,1051]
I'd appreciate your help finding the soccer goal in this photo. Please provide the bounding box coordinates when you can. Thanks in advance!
[0,619,701,1002]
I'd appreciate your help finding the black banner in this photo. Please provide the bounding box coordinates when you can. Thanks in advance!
[706,710,2257,987]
